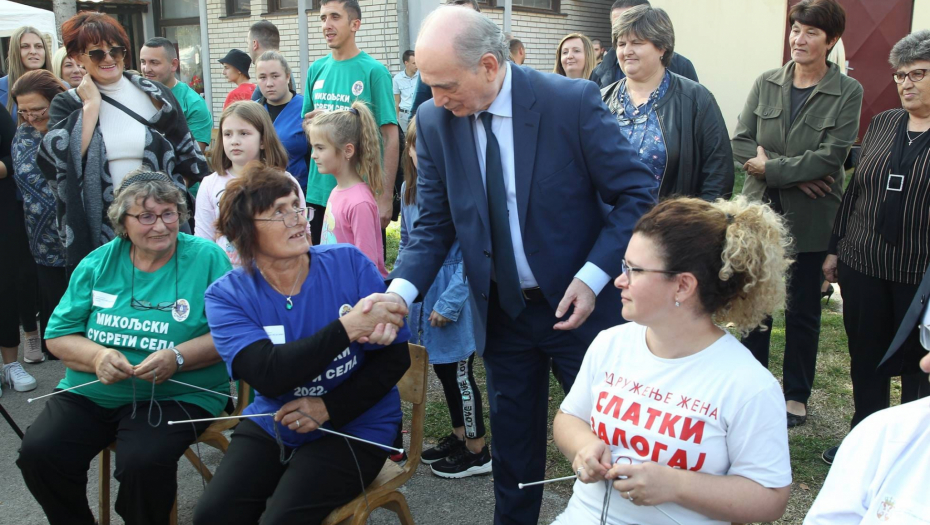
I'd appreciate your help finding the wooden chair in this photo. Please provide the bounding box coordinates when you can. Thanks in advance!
[322,343,428,525]
[97,381,251,525]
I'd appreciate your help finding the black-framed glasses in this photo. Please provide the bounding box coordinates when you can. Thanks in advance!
[254,207,313,228]
[621,259,680,282]
[125,210,180,226]
[18,107,48,119]
[893,68,929,84]
[130,246,179,312]
[84,46,126,64]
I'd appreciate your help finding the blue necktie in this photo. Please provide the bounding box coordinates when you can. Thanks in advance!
[481,112,525,320]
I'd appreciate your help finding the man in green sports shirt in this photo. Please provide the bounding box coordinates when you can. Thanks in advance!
[301,0,400,246]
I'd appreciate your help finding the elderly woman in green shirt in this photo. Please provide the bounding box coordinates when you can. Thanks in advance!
[731,0,862,428]
[16,170,232,525]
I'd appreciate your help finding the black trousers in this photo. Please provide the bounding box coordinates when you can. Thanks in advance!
[838,261,930,428]
[308,203,326,246]
[0,198,39,348]
[35,265,69,354]
[16,391,211,525]
[193,419,387,525]
[482,284,588,525]
[433,354,486,439]
[743,251,825,405]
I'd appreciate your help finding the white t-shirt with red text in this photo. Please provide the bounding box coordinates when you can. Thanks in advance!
[554,323,791,525]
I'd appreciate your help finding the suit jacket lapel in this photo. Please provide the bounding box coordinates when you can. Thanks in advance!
[511,66,539,236]
[452,115,490,231]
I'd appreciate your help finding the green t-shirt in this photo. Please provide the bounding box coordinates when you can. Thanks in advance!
[46,234,233,414]
[171,81,214,146]
[301,51,398,206]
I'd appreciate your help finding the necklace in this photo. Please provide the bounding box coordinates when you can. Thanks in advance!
[907,129,927,146]
[261,262,305,310]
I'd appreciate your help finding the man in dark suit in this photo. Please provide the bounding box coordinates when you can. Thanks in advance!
[590,0,699,88]
[880,265,930,393]
[365,7,654,524]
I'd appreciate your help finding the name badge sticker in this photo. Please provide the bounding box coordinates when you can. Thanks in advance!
[92,290,118,309]
[264,325,286,345]
[313,80,325,90]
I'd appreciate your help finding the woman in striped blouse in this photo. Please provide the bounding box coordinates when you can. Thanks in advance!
[823,29,930,465]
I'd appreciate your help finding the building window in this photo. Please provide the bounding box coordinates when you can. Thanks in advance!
[155,0,205,95]
[512,0,558,11]
[227,0,251,16]
[269,0,298,11]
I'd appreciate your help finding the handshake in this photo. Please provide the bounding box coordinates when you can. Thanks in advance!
[339,293,409,346]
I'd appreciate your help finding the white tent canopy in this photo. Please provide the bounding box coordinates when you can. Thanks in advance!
[0,0,59,53]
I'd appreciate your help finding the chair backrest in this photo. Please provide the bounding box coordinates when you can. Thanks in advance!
[203,380,252,434]
[398,344,428,476]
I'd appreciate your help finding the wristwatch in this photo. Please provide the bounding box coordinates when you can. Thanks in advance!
[170,347,184,372]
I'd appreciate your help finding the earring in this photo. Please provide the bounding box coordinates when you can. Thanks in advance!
[675,300,680,307]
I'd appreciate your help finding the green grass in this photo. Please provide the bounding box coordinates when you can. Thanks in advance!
[385,179,875,523]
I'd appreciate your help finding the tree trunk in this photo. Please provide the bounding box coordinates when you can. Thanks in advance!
[52,0,78,47]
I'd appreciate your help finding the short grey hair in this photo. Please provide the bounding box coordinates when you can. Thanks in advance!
[427,7,508,70]
[108,169,189,239]
[890,30,930,70]
[612,5,675,68]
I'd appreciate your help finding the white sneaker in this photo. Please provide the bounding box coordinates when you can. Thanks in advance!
[23,333,46,363]
[2,362,37,392]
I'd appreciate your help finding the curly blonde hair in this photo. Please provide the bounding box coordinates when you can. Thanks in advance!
[633,196,793,335]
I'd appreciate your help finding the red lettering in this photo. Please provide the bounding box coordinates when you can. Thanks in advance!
[631,382,642,394]
[650,388,664,401]
[708,407,719,420]
[590,417,596,430]
[597,422,609,444]
[689,452,707,471]
[677,395,692,409]
[620,402,642,426]
[680,417,705,444]
[630,435,649,457]
[595,391,608,413]
[658,413,681,438]
[667,449,688,469]
[611,427,629,448]
[644,407,663,431]
[605,372,615,386]
[650,441,669,462]
[664,392,673,404]
[690,399,700,412]
[604,395,624,419]
[700,402,712,416]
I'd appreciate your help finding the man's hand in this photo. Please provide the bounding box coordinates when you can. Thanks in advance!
[743,145,769,179]
[823,254,839,283]
[133,349,178,384]
[341,297,406,344]
[795,175,836,199]
[356,292,408,344]
[377,192,394,229]
[554,278,596,331]
[275,396,330,433]
[93,348,134,385]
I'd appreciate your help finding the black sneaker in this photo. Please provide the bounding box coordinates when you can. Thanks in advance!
[430,444,492,479]
[421,433,465,465]
[822,445,839,465]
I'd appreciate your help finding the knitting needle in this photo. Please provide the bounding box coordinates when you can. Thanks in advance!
[168,413,405,454]
[27,379,101,402]
[518,474,577,489]
[167,379,238,400]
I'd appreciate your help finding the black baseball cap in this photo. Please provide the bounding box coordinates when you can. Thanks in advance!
[218,49,252,80]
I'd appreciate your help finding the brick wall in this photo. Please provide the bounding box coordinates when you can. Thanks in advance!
[204,0,610,124]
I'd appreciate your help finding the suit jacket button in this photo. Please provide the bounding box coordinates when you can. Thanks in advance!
[481,292,488,300]
[484,250,491,257]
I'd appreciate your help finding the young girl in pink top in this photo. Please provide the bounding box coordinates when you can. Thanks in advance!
[308,101,388,277]
[195,101,308,266]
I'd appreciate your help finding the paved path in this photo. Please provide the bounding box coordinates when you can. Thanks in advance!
[0,358,568,524]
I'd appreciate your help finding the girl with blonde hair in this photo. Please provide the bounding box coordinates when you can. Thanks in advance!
[51,47,85,89]
[308,101,388,277]
[195,101,307,266]
[553,196,794,525]
[554,33,596,80]
[1,27,52,114]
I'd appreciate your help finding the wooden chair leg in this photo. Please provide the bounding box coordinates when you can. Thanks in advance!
[380,493,415,525]
[98,449,111,525]
[184,447,213,482]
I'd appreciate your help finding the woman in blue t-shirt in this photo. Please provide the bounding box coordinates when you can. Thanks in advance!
[196,163,410,525]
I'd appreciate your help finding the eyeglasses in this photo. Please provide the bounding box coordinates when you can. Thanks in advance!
[18,107,48,119]
[125,210,180,226]
[893,68,929,84]
[84,46,126,64]
[621,259,680,282]
[130,246,178,312]
[254,207,314,228]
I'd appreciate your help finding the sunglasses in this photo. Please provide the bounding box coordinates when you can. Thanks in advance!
[83,46,126,64]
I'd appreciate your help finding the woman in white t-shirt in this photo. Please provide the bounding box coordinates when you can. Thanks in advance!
[553,197,794,525]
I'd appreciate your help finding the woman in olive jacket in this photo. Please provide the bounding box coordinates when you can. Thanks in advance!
[731,0,863,428]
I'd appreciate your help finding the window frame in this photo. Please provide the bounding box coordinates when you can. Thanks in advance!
[226,0,251,17]
[267,0,300,14]
[483,0,562,15]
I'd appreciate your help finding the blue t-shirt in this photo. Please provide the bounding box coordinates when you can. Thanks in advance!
[205,243,408,448]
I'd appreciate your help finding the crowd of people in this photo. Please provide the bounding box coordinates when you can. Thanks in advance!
[1,0,929,523]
